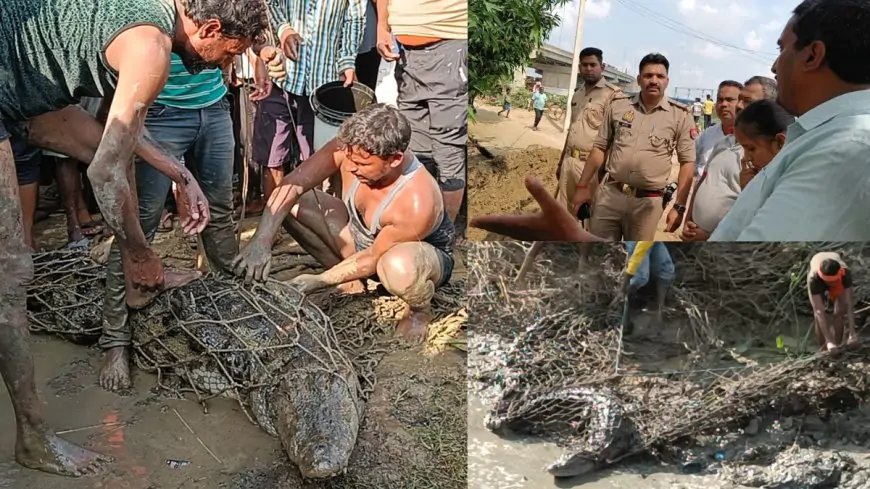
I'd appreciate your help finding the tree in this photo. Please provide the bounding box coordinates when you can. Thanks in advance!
[469,0,571,106]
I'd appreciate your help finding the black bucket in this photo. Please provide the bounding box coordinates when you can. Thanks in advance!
[310,81,377,150]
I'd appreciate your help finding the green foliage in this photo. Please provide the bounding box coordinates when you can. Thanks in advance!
[476,86,568,112]
[469,0,571,103]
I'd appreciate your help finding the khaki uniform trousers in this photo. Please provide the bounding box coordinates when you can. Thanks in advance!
[589,183,663,240]
[556,154,601,215]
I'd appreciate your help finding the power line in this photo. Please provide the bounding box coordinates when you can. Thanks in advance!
[612,0,778,66]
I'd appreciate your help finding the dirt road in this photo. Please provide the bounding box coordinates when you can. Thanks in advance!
[1,215,466,489]
[469,103,682,242]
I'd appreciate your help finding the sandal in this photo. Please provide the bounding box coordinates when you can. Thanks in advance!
[80,220,104,237]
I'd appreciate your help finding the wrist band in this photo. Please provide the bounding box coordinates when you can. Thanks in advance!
[576,184,587,189]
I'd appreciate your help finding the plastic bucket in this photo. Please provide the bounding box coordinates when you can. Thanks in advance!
[310,81,377,151]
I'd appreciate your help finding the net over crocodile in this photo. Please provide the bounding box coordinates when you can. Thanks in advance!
[26,250,362,479]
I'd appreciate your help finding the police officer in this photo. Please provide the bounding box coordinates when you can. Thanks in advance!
[556,47,621,216]
[571,53,696,241]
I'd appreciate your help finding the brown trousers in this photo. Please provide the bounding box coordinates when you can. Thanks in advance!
[589,184,663,240]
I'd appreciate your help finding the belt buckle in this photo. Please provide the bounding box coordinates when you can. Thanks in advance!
[571,148,581,159]
[622,184,634,197]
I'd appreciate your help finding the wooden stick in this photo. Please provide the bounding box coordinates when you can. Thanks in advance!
[173,408,223,464]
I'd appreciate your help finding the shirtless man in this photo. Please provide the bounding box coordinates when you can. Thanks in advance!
[232,104,455,342]
[807,252,860,352]
[0,0,281,476]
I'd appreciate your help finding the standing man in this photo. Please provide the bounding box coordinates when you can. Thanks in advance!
[531,86,547,131]
[712,0,870,241]
[0,0,279,476]
[376,0,468,228]
[682,77,776,241]
[98,52,240,392]
[691,97,703,128]
[693,81,741,179]
[807,251,859,352]
[622,241,675,331]
[571,53,696,241]
[356,0,382,92]
[703,93,714,128]
[254,0,366,204]
[555,47,621,213]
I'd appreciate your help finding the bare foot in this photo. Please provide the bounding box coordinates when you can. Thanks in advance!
[395,307,433,344]
[124,268,200,309]
[98,346,130,392]
[826,342,839,353]
[336,280,366,295]
[16,428,112,477]
[845,334,860,346]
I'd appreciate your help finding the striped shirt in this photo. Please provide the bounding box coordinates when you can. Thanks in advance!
[266,0,366,96]
[155,53,227,109]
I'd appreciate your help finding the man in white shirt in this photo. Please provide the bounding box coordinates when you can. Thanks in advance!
[683,77,776,241]
[692,80,742,179]
[691,97,703,127]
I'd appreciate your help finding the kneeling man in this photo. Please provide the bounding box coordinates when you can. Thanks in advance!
[232,104,455,342]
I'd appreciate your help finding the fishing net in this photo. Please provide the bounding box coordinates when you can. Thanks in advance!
[26,250,106,343]
[468,242,870,472]
[25,250,365,422]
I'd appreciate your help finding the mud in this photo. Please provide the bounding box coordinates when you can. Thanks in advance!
[2,214,467,488]
[468,143,561,241]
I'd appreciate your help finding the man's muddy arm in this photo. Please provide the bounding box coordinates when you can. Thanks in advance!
[315,204,436,288]
[88,33,171,250]
[810,294,830,335]
[251,139,344,244]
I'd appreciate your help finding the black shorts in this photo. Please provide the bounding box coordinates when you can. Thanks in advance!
[0,118,42,186]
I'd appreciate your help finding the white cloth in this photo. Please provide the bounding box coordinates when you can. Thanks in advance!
[693,124,725,179]
[690,134,743,233]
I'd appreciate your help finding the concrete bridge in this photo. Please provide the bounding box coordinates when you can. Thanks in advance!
[524,43,638,95]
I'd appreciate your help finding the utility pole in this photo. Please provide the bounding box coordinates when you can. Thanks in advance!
[563,0,587,133]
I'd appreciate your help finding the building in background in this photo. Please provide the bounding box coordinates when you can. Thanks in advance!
[514,43,639,95]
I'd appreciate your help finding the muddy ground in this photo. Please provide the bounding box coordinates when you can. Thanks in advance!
[0,214,467,489]
[468,104,682,242]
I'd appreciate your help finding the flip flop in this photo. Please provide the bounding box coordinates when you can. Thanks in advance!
[80,220,104,237]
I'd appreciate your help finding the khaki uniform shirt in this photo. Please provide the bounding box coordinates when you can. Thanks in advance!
[593,94,696,190]
[565,78,621,158]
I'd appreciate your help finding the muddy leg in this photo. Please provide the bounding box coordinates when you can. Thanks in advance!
[281,190,366,293]
[376,242,444,344]
[56,158,86,244]
[0,138,111,475]
[515,242,544,285]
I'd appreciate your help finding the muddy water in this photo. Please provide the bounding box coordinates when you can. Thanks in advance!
[467,395,755,489]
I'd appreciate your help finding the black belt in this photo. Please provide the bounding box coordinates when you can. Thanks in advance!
[607,178,664,198]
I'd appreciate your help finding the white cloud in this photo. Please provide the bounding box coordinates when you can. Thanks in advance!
[694,42,727,59]
[744,30,763,50]
[585,0,612,19]
[760,19,782,32]
[678,0,698,13]
[677,64,705,83]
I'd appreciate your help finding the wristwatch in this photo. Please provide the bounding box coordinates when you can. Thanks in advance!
[673,203,686,214]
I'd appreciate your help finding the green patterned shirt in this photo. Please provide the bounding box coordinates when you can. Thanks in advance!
[0,0,176,127]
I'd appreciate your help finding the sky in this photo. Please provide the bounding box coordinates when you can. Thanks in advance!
[545,0,798,98]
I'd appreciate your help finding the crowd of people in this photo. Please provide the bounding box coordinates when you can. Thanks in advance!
[0,0,466,478]
[471,0,870,243]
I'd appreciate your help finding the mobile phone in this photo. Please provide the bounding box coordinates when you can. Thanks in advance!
[577,203,591,221]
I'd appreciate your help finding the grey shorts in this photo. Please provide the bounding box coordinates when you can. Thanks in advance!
[395,39,468,192]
